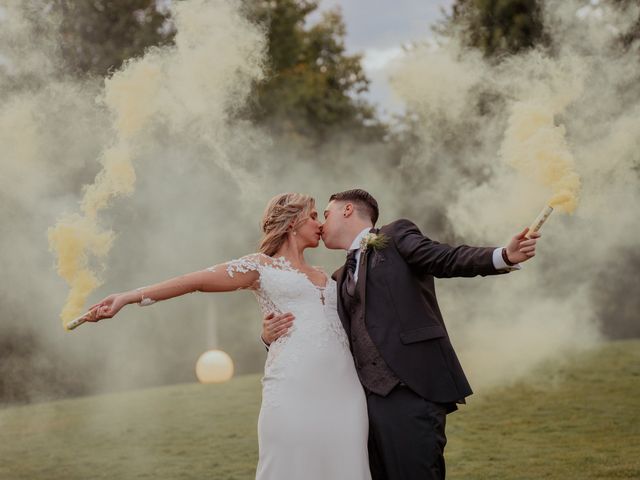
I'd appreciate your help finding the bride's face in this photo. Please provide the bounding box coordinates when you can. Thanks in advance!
[296,208,323,248]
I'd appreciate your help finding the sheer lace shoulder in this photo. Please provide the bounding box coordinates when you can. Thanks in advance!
[223,253,292,278]
[222,253,265,277]
[202,253,294,292]
[219,253,292,315]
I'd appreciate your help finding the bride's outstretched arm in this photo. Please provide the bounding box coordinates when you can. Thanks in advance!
[86,256,261,322]
[133,262,260,299]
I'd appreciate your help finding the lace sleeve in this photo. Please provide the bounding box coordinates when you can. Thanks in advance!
[134,253,266,307]
[219,253,286,315]
[203,252,270,291]
[223,253,265,279]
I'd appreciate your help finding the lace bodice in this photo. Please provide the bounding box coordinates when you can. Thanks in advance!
[207,253,355,411]
[208,252,332,315]
[216,252,347,357]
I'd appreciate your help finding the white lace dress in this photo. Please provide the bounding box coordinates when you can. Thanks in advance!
[224,253,371,480]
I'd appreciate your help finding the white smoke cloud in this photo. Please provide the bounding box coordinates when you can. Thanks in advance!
[388,0,639,389]
[1,0,637,402]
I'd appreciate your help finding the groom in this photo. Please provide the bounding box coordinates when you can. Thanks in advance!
[262,189,540,479]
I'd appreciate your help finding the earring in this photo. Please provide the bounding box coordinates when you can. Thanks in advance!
[292,231,297,236]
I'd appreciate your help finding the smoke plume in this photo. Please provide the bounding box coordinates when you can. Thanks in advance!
[389,0,638,388]
[47,0,266,325]
[0,0,637,403]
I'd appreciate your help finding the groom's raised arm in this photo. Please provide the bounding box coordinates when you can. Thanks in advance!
[390,218,514,279]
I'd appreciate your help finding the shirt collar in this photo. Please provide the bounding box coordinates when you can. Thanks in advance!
[349,227,373,251]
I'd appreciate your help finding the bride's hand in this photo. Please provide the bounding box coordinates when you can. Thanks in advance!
[86,293,129,322]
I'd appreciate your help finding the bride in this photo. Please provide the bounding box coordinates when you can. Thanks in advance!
[86,192,372,480]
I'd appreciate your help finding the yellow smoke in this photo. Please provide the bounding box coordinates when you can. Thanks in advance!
[47,62,151,326]
[47,0,265,327]
[501,94,581,214]
[48,141,136,326]
[47,214,115,322]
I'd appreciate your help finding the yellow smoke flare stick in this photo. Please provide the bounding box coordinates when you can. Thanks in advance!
[527,205,554,238]
[65,311,92,331]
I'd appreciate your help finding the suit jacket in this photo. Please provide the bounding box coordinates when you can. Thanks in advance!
[332,218,506,404]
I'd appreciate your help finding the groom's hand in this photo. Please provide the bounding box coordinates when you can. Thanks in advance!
[262,312,295,346]
[505,227,541,264]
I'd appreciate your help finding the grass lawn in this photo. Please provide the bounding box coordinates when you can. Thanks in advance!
[445,339,640,479]
[0,339,638,479]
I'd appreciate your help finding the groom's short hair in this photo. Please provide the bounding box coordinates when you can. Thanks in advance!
[330,189,379,225]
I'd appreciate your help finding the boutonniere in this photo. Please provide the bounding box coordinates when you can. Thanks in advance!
[360,232,389,253]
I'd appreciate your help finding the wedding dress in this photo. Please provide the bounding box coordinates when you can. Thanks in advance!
[222,253,371,480]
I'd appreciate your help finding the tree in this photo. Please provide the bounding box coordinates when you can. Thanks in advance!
[246,0,386,141]
[54,0,175,77]
[610,0,640,48]
[438,0,547,58]
[52,0,385,141]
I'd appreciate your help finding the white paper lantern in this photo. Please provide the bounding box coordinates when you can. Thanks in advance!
[195,350,234,384]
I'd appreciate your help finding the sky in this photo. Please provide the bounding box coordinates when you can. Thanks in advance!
[309,0,455,117]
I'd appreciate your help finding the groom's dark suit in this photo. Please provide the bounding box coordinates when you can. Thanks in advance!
[332,218,508,480]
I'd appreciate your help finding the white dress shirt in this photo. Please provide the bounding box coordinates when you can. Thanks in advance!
[347,227,519,282]
[348,227,375,283]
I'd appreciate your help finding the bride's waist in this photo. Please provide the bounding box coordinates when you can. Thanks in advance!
[270,328,346,352]
[266,343,353,374]
[274,306,330,317]
[272,308,341,324]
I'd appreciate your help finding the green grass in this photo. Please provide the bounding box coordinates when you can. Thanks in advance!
[1,340,638,480]
[446,339,640,479]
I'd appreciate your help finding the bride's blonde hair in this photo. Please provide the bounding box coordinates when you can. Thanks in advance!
[259,193,315,256]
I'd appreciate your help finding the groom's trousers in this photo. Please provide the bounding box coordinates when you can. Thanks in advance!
[367,384,453,480]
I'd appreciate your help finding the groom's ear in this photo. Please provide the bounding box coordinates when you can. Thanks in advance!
[343,202,354,218]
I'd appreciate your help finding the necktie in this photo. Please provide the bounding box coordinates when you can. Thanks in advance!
[345,249,358,296]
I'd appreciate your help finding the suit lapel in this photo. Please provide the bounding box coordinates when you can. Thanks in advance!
[334,227,378,336]
[332,265,345,285]
[333,265,350,335]
[356,248,369,312]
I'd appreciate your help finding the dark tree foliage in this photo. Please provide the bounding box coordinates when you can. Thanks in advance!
[246,0,386,141]
[55,0,175,77]
[441,0,640,58]
[610,0,640,48]
[439,0,547,58]
[52,0,385,141]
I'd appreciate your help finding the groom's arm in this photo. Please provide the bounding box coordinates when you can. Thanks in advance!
[390,219,521,278]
